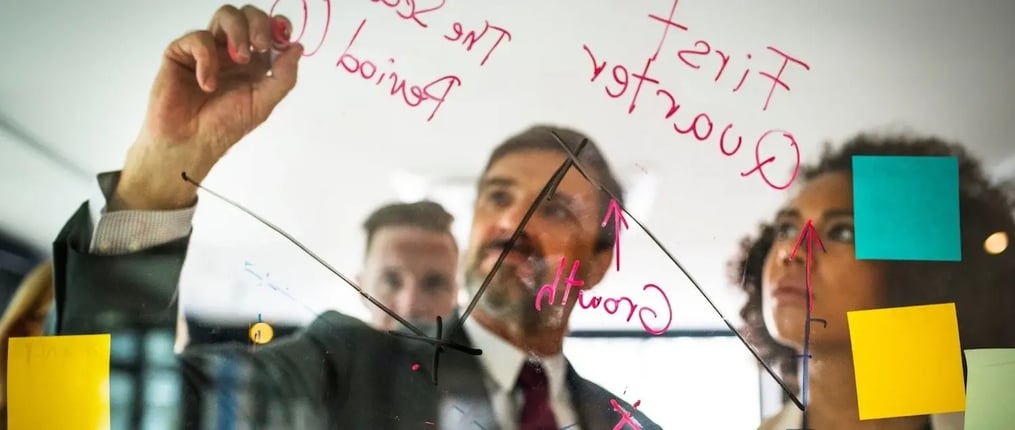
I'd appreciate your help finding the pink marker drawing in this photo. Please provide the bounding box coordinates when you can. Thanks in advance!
[789,219,825,314]
[600,198,629,271]
[610,398,643,430]
[788,219,827,430]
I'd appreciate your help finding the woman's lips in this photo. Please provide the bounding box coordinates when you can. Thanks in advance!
[771,289,806,305]
[770,279,809,306]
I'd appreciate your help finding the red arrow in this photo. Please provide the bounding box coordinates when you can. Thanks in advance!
[788,220,826,429]
[600,199,629,272]
[789,220,825,313]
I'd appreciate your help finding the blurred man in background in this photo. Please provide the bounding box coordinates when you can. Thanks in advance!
[358,201,460,336]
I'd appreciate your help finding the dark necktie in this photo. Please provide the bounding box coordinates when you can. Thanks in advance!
[517,360,559,430]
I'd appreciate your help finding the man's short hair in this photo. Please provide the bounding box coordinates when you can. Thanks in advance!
[363,201,456,254]
[480,125,624,252]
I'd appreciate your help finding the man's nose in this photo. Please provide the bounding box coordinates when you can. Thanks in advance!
[397,283,421,315]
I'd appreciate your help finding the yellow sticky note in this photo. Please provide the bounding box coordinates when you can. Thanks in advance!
[847,303,966,420]
[8,334,111,430]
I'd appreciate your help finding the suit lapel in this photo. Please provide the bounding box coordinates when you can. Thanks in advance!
[567,363,616,430]
[425,312,500,430]
[566,362,659,430]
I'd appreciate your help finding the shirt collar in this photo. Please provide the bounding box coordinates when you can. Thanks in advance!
[462,317,570,400]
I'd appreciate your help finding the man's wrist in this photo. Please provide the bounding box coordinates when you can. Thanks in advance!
[110,176,198,211]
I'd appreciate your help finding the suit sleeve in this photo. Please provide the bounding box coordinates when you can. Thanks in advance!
[52,196,347,428]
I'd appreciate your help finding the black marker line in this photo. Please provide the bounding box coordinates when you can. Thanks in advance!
[185,137,584,386]
[388,141,585,383]
[799,316,827,430]
[182,173,479,387]
[182,172,428,338]
[545,131,805,410]
[444,139,587,341]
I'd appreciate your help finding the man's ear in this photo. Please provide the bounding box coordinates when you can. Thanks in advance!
[583,248,614,289]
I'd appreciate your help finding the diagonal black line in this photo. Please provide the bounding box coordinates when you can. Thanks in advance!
[181,172,428,339]
[545,130,805,411]
[432,316,443,385]
[443,139,589,344]
[183,171,481,388]
[387,330,482,355]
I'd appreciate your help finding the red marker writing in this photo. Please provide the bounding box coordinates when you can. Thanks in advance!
[266,17,292,77]
[600,198,629,272]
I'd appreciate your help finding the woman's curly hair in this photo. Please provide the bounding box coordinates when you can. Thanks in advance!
[728,132,1015,390]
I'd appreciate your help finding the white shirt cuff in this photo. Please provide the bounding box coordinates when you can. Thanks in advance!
[87,171,196,255]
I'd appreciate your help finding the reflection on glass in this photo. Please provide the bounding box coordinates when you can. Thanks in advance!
[110,331,138,363]
[142,369,181,430]
[109,371,135,430]
[145,329,177,367]
[563,336,761,428]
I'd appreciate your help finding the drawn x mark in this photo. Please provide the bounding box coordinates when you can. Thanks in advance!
[610,398,643,430]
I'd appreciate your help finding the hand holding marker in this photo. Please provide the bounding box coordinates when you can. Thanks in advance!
[266,16,293,77]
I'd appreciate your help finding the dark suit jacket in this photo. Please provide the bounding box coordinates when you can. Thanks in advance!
[53,202,661,429]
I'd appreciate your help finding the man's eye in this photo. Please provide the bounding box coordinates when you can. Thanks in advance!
[541,201,569,220]
[422,276,449,292]
[487,190,511,207]
[383,273,402,290]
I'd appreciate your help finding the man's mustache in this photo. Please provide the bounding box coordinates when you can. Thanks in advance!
[482,235,543,260]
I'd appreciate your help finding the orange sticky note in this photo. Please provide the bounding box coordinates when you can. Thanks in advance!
[8,334,111,430]
[847,303,966,420]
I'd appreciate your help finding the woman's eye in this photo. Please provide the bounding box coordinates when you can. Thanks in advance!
[827,224,855,242]
[775,222,799,240]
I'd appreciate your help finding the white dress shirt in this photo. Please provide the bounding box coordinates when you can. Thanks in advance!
[463,317,581,430]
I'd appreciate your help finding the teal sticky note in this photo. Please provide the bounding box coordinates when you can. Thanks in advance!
[852,156,960,261]
[963,349,1015,429]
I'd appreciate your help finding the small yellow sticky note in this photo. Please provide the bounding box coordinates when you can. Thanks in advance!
[847,303,966,420]
[8,334,111,430]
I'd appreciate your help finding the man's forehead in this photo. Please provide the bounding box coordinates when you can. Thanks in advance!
[481,150,600,199]
[371,227,457,255]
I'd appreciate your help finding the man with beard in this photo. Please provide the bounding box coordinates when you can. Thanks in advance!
[50,4,659,429]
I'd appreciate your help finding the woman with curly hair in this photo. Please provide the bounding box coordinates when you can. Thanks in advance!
[730,133,1015,430]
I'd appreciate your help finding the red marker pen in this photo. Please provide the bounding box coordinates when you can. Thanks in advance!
[266,17,291,77]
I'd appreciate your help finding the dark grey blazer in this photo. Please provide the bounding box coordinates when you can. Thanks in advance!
[52,202,661,429]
